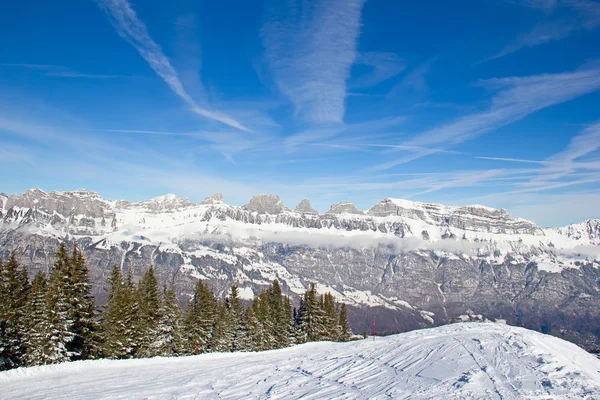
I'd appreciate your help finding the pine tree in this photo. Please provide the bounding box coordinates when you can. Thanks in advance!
[123,270,142,356]
[228,285,248,352]
[338,303,352,342]
[68,246,100,360]
[322,293,340,341]
[46,243,76,363]
[284,296,297,345]
[0,253,30,370]
[101,268,139,359]
[101,266,127,359]
[146,284,181,357]
[136,266,160,358]
[245,303,262,351]
[297,282,326,342]
[269,280,289,349]
[247,295,273,351]
[181,280,217,354]
[294,299,308,344]
[211,300,232,352]
[22,274,56,366]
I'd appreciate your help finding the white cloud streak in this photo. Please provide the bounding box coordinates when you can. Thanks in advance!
[0,63,119,79]
[96,0,250,132]
[262,0,365,124]
[412,67,600,147]
[351,52,405,89]
[489,0,600,60]
[368,66,600,171]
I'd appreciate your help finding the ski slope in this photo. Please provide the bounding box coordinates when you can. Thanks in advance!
[2,323,600,399]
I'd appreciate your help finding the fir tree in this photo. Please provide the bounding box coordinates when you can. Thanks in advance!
[146,284,181,357]
[136,266,160,358]
[284,296,296,346]
[297,282,326,342]
[101,268,138,359]
[101,266,126,359]
[68,246,100,360]
[22,274,56,366]
[181,280,217,354]
[247,295,273,351]
[338,303,352,342]
[228,285,249,352]
[0,253,30,370]
[257,290,276,350]
[322,293,340,341]
[211,300,232,352]
[46,243,76,363]
[269,280,289,349]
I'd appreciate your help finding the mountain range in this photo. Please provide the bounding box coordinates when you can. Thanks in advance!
[1,189,599,348]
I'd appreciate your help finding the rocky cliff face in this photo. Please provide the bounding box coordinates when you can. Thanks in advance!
[294,199,318,215]
[1,188,599,349]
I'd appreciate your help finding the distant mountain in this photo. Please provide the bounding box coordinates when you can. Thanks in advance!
[1,188,599,349]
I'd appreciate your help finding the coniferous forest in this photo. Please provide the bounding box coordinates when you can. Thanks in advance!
[0,243,353,371]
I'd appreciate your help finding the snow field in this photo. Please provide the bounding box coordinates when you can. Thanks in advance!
[1,322,599,399]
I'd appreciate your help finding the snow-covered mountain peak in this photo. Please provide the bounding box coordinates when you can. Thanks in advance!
[135,194,192,212]
[0,193,7,216]
[326,200,363,215]
[294,199,319,215]
[243,194,290,214]
[366,197,538,235]
[201,193,226,205]
[551,219,600,245]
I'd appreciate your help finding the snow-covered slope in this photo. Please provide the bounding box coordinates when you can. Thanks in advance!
[1,323,599,399]
[1,188,600,349]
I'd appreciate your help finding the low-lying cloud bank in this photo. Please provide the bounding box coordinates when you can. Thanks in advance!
[180,223,486,255]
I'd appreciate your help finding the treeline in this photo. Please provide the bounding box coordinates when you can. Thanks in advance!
[0,244,352,371]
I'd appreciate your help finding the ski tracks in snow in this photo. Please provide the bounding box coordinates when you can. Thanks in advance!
[2,323,600,399]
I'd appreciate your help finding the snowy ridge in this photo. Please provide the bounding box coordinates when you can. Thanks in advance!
[1,323,599,399]
[2,189,597,267]
[1,188,600,340]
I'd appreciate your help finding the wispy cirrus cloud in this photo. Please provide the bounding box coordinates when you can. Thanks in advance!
[350,52,404,89]
[388,58,435,98]
[0,63,120,79]
[92,127,264,163]
[368,65,600,171]
[488,0,600,60]
[284,116,408,150]
[261,0,365,124]
[95,0,249,132]
[547,121,600,163]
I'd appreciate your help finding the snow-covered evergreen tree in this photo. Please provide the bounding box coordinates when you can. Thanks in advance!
[338,303,352,342]
[322,293,340,341]
[297,283,326,342]
[211,300,232,352]
[101,267,139,359]
[247,295,272,351]
[68,246,100,360]
[269,280,290,349]
[22,274,56,366]
[46,243,77,363]
[228,285,249,352]
[136,266,161,357]
[0,253,30,370]
[145,284,181,357]
[181,280,217,354]
[284,296,297,346]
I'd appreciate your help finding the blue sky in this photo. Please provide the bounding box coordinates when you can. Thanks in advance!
[1,0,599,227]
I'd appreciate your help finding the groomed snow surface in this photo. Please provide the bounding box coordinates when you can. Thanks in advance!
[2,323,600,399]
